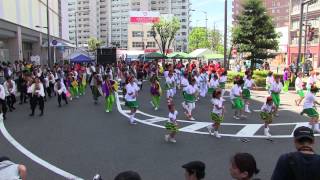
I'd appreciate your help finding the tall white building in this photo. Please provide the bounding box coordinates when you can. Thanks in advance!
[68,0,191,51]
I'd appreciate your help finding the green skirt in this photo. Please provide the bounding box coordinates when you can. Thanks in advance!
[219,82,226,89]
[232,97,244,109]
[242,89,251,99]
[165,122,179,133]
[125,101,139,109]
[260,112,273,124]
[301,108,319,118]
[208,88,215,94]
[297,90,305,98]
[184,93,196,103]
[271,92,280,107]
[211,112,223,123]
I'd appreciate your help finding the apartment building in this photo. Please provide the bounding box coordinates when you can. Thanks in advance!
[232,0,290,28]
[0,0,69,64]
[288,0,320,68]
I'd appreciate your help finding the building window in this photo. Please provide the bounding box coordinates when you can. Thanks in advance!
[147,42,156,48]
[132,31,144,37]
[132,42,144,48]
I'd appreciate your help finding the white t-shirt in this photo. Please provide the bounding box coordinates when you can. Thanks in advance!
[185,84,198,94]
[219,75,227,83]
[163,71,169,78]
[303,92,316,109]
[165,76,175,88]
[181,78,189,91]
[295,77,303,91]
[125,83,140,101]
[244,79,254,89]
[209,79,219,89]
[230,85,242,99]
[270,82,283,93]
[211,98,223,115]
[261,103,274,113]
[168,110,178,123]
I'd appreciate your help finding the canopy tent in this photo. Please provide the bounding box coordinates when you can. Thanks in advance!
[189,48,214,58]
[66,51,93,63]
[204,53,224,60]
[138,52,167,60]
[167,52,193,59]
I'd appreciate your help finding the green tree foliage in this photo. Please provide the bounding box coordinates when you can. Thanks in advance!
[232,0,279,70]
[152,17,181,55]
[188,27,223,53]
[88,37,101,52]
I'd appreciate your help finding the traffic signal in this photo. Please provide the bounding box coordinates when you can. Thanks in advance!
[308,27,315,41]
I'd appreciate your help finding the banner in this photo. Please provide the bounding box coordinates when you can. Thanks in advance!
[129,11,160,24]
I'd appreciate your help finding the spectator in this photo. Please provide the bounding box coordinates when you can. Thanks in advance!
[182,161,205,180]
[114,171,142,180]
[0,156,27,180]
[271,126,320,180]
[229,153,260,180]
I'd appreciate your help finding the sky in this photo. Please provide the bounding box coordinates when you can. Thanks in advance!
[190,0,233,32]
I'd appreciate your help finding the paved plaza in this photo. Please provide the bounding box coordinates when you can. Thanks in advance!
[0,81,318,180]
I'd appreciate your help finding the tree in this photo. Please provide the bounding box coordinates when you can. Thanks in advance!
[232,0,279,70]
[188,27,223,53]
[152,17,181,56]
[87,37,101,52]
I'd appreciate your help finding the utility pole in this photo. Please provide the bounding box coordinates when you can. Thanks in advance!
[46,0,50,66]
[223,0,228,69]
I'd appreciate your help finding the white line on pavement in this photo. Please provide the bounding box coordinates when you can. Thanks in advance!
[0,116,83,180]
[179,122,211,132]
[236,124,263,137]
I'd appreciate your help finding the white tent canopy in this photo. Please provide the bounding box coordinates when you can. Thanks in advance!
[189,48,214,58]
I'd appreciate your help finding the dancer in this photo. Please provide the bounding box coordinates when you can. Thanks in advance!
[230,78,245,119]
[150,78,161,111]
[102,75,116,113]
[207,89,224,138]
[243,75,256,113]
[260,96,276,137]
[282,68,290,92]
[70,76,79,99]
[180,72,189,110]
[270,76,283,116]
[266,71,274,94]
[199,69,208,97]
[301,86,320,133]
[29,77,45,116]
[54,79,68,107]
[208,74,219,96]
[183,78,198,120]
[295,72,304,106]
[219,71,227,97]
[0,83,7,120]
[3,77,17,112]
[125,76,140,125]
[165,71,175,99]
[306,71,317,91]
[165,99,178,143]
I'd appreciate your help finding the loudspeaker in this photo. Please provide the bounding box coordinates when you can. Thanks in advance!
[96,48,117,65]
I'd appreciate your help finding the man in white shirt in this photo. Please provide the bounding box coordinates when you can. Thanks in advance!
[3,77,17,112]
[125,76,140,125]
[30,77,45,116]
[0,84,7,120]
[54,79,68,107]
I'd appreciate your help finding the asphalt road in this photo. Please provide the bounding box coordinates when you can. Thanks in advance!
[0,83,319,180]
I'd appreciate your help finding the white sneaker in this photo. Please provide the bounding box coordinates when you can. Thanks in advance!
[245,109,251,113]
[207,125,213,135]
[240,114,247,118]
[169,138,177,143]
[165,135,170,142]
[150,101,155,108]
[264,128,271,137]
[105,110,109,113]
[214,131,221,138]
[130,120,137,125]
[154,107,158,111]
[70,97,73,101]
[190,117,195,121]
[233,115,240,120]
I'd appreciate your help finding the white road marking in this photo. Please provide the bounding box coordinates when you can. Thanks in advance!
[179,122,211,132]
[236,124,263,137]
[115,93,320,138]
[291,122,310,136]
[0,116,83,180]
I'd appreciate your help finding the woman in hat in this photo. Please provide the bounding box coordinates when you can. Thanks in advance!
[207,88,224,138]
[242,75,257,113]
[230,78,245,120]
[260,96,276,137]
[270,75,283,116]
[295,72,305,106]
[183,78,198,120]
[125,76,140,125]
[165,100,179,143]
[301,86,320,133]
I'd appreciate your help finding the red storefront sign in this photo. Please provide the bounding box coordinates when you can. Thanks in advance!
[130,11,160,24]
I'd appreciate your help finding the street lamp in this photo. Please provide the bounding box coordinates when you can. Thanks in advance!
[296,0,318,75]
[190,9,208,39]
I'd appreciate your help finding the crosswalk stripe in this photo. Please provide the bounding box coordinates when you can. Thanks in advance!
[236,124,263,137]
[144,118,168,123]
[179,122,211,132]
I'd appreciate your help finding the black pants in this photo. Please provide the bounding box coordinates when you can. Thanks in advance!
[6,94,16,110]
[58,92,68,106]
[46,87,52,98]
[49,83,55,96]
[30,96,44,115]
[20,90,27,103]
[0,99,7,119]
